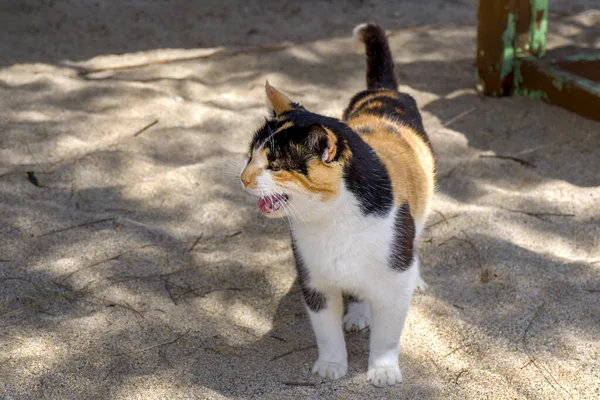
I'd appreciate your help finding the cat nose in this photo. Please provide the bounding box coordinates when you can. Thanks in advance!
[241,177,251,187]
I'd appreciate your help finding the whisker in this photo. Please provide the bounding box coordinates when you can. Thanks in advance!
[217,158,247,185]
[286,200,310,231]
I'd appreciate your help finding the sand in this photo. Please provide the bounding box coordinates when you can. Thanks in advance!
[1,1,599,399]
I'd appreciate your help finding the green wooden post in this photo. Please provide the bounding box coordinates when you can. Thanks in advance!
[476,0,548,96]
[476,0,516,96]
[477,0,600,122]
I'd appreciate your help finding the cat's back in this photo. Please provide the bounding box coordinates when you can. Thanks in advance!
[343,89,435,227]
[348,24,435,227]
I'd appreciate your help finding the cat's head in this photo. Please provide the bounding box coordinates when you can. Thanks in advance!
[240,82,349,220]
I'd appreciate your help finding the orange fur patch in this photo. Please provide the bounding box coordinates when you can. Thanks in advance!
[322,127,338,163]
[347,116,435,225]
[362,100,384,111]
[240,148,268,189]
[272,160,342,201]
[275,121,294,133]
[347,90,398,115]
[349,114,400,136]
[266,82,294,116]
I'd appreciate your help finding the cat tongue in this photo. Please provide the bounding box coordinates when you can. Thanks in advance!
[258,194,288,214]
[258,196,274,214]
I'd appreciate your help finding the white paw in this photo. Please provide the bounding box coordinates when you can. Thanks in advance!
[415,275,428,293]
[343,301,371,332]
[367,365,402,387]
[312,359,348,380]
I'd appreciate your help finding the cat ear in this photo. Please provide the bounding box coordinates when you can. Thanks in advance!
[307,125,338,163]
[265,81,294,116]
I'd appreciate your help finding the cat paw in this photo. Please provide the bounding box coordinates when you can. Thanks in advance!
[343,301,370,332]
[415,275,428,293]
[312,360,348,380]
[367,365,402,387]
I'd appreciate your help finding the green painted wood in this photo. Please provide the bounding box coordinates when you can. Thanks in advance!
[476,0,600,123]
[518,58,600,122]
[476,0,548,96]
[528,0,548,57]
[476,0,518,96]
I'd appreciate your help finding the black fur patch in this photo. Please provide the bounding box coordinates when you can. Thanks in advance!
[358,24,398,90]
[291,237,327,312]
[389,203,415,271]
[343,129,394,216]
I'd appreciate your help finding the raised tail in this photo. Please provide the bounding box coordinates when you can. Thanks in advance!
[353,23,398,90]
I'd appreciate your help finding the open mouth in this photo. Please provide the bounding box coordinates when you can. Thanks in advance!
[258,194,289,215]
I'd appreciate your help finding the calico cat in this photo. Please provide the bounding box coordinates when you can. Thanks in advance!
[240,23,435,386]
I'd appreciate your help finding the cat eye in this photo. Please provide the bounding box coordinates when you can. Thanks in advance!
[267,163,281,171]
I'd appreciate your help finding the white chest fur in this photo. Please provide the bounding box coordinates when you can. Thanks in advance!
[291,190,399,296]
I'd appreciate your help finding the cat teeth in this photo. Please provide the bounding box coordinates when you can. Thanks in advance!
[269,194,288,212]
[258,194,289,214]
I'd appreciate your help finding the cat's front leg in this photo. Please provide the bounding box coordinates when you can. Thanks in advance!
[305,288,347,380]
[366,281,413,386]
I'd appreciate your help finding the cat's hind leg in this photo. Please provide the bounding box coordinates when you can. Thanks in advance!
[343,298,371,332]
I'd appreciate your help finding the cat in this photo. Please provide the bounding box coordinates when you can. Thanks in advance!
[240,23,435,386]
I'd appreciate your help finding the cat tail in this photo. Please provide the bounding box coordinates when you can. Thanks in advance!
[353,23,398,90]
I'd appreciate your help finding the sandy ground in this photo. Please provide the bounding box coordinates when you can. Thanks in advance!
[1,1,599,399]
